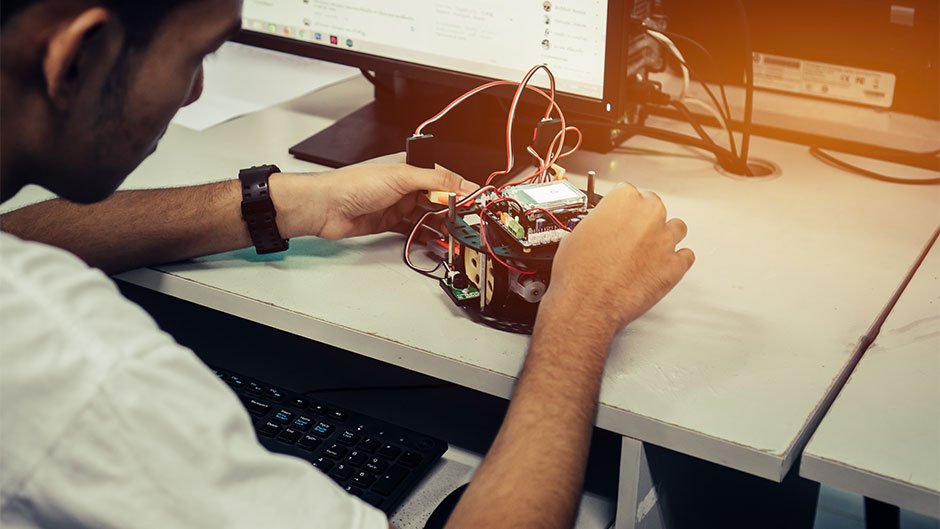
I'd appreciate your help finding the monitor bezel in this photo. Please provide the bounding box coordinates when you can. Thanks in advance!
[233,1,628,119]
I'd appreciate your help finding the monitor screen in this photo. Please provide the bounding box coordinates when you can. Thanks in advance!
[241,0,612,103]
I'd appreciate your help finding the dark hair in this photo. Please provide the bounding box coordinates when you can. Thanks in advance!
[1,1,197,46]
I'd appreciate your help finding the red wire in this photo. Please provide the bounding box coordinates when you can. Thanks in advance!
[486,65,560,186]
[413,65,575,189]
[523,207,572,232]
[405,65,587,280]
[414,80,558,136]
[404,186,495,272]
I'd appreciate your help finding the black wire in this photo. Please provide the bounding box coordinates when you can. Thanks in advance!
[403,255,446,280]
[636,88,743,171]
[734,0,754,171]
[625,125,742,169]
[674,63,739,160]
[661,30,735,124]
[402,237,446,280]
[304,382,454,395]
[810,147,940,186]
[644,27,740,163]
[670,100,721,153]
[402,212,448,280]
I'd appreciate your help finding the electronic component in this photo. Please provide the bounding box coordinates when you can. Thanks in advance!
[493,180,589,247]
[405,134,435,169]
[401,64,600,334]
[509,271,548,304]
[427,173,599,333]
[587,170,597,206]
[502,180,587,212]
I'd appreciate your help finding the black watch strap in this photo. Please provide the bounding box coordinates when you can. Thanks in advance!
[239,164,289,254]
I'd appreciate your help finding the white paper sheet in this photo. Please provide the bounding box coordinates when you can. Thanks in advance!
[171,42,358,131]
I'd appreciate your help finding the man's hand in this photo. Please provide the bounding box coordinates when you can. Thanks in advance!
[443,185,692,529]
[274,153,478,241]
[540,183,695,341]
[0,153,476,274]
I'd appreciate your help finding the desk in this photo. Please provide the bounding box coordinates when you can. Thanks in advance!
[800,232,940,519]
[4,76,939,528]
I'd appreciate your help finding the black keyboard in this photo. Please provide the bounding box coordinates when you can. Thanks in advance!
[211,366,448,514]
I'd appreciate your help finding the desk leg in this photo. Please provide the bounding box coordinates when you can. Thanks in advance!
[615,436,665,529]
[864,497,899,529]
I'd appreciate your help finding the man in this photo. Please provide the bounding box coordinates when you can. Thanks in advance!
[0,1,694,528]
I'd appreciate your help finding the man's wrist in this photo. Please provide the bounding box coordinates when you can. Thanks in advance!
[533,290,618,360]
[268,172,327,239]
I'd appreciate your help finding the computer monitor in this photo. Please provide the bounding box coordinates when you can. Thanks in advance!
[235,1,645,178]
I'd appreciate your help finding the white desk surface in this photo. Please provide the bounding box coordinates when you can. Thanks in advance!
[5,76,939,483]
[801,236,940,518]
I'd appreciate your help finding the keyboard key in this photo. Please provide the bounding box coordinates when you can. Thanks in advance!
[226,375,244,389]
[372,465,408,496]
[257,421,281,437]
[217,365,446,518]
[312,422,335,438]
[364,458,388,475]
[346,450,368,467]
[351,471,376,488]
[278,427,302,444]
[241,397,271,416]
[330,463,354,481]
[324,443,348,460]
[377,444,402,460]
[337,430,360,446]
[273,409,294,424]
[297,435,321,451]
[399,451,422,468]
[358,437,381,452]
[362,492,384,508]
[292,415,314,431]
[313,457,334,472]
[344,485,363,497]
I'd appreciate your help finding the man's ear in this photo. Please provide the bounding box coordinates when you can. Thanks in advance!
[42,7,118,107]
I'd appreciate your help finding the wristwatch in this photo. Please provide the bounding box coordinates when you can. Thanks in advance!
[239,164,289,254]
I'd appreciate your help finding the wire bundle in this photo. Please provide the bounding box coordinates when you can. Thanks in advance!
[404,65,584,279]
[641,26,750,174]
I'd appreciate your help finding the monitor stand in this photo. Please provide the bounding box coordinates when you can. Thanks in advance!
[290,100,407,169]
[289,72,535,185]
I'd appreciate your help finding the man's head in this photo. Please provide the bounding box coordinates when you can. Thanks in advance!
[0,0,242,203]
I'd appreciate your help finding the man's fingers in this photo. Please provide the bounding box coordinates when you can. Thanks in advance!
[434,165,479,196]
[399,164,477,196]
[676,247,695,271]
[666,218,688,245]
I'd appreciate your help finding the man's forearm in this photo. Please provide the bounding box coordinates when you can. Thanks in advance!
[0,174,317,274]
[445,297,616,529]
